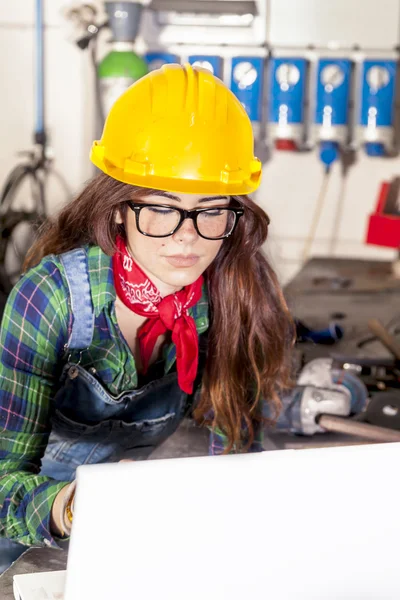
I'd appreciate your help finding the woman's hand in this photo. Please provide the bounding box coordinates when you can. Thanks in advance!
[49,460,132,539]
[50,482,75,538]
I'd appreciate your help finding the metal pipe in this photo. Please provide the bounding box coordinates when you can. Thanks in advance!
[368,318,400,360]
[318,414,400,442]
[35,0,45,144]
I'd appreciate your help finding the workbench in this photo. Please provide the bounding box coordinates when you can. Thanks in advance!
[2,256,400,597]
[267,255,400,449]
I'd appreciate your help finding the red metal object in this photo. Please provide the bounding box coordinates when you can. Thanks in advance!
[275,139,298,151]
[366,181,400,249]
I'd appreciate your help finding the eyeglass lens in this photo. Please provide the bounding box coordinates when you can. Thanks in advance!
[138,206,236,239]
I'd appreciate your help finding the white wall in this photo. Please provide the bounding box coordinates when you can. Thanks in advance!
[264,0,400,281]
[0,1,94,213]
[260,148,399,283]
[0,0,399,285]
[269,0,400,49]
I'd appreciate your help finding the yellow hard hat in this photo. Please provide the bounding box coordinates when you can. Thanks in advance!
[90,63,262,195]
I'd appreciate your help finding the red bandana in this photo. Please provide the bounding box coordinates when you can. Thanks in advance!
[112,236,203,394]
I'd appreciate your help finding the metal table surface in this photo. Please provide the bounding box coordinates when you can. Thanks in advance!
[285,255,400,362]
[2,256,400,597]
[267,255,400,450]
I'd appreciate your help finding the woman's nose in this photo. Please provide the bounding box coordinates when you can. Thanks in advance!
[172,216,198,243]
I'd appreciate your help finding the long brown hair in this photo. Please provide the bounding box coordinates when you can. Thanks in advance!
[24,173,294,452]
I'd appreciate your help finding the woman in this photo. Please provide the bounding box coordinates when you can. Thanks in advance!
[0,64,293,569]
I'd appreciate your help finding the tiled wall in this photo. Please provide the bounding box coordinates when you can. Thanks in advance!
[0,1,398,284]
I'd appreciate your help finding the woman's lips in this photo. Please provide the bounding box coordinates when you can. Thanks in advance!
[164,255,200,268]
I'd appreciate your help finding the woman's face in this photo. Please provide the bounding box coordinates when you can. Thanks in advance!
[117,191,229,296]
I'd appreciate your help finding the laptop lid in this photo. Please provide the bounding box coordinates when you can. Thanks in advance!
[64,443,400,600]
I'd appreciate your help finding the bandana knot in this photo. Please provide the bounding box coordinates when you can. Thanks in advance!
[112,236,203,394]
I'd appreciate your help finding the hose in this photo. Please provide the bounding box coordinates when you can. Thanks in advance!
[90,34,106,131]
[0,165,30,211]
[302,168,331,263]
[328,172,347,255]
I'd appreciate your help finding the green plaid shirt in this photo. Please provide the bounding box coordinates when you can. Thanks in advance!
[0,245,262,548]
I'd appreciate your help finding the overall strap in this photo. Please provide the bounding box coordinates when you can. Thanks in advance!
[60,248,94,350]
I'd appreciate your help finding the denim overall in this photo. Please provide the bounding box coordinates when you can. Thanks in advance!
[0,249,206,572]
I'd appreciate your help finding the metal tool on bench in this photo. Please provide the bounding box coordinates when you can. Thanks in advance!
[332,317,400,391]
[316,414,400,442]
[295,318,344,345]
[331,354,400,391]
[367,317,400,360]
[332,316,400,410]
[351,318,400,433]
[275,356,400,442]
[275,357,367,434]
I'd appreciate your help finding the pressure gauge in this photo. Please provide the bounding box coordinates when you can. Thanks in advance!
[191,60,214,74]
[233,62,258,90]
[320,64,344,92]
[366,66,390,90]
[275,63,300,92]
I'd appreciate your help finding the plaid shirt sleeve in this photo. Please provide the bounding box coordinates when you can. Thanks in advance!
[0,259,71,547]
[208,420,264,455]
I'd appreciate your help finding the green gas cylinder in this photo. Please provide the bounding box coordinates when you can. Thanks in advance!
[98,46,148,117]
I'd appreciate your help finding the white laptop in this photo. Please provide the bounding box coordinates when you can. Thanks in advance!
[61,443,400,600]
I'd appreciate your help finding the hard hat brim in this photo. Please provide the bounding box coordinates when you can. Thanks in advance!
[90,144,262,196]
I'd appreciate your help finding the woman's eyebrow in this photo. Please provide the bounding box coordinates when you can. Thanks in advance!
[145,191,181,201]
[144,193,229,203]
[198,196,229,203]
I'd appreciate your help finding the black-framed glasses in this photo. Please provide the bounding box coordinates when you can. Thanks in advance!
[127,201,244,240]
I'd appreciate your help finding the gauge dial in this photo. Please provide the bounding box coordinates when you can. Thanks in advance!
[233,62,258,90]
[320,64,344,92]
[366,66,390,90]
[275,63,300,91]
[191,60,214,74]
